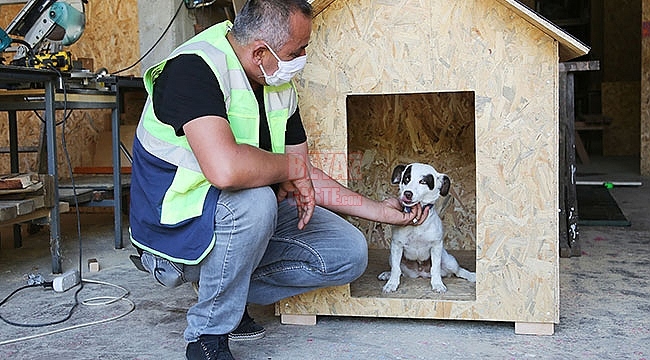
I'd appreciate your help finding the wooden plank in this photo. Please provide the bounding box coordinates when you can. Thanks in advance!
[73,167,132,174]
[559,61,600,73]
[58,188,94,204]
[0,181,43,195]
[281,314,317,326]
[0,173,37,190]
[0,199,35,215]
[0,202,68,227]
[0,204,18,222]
[28,195,45,209]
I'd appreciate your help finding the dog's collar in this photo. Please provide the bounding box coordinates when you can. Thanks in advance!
[403,203,434,213]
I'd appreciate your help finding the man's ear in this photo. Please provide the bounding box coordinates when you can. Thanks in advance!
[251,41,268,65]
[391,165,405,184]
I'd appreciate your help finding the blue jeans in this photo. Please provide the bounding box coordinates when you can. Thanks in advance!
[184,186,368,341]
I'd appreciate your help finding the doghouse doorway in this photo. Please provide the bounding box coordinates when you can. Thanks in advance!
[346,91,477,301]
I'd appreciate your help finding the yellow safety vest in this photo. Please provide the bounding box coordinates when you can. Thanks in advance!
[130,20,297,263]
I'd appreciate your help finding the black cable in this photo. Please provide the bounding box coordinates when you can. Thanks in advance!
[112,0,184,75]
[32,108,74,126]
[0,283,82,328]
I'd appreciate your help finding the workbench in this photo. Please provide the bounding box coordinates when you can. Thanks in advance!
[0,65,144,273]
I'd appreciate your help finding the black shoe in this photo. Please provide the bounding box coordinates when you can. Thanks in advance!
[186,334,234,360]
[228,307,266,341]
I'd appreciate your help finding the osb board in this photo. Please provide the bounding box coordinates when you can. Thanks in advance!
[602,0,641,83]
[92,125,137,168]
[0,105,111,177]
[0,1,140,177]
[287,0,560,323]
[602,81,641,156]
[0,2,140,76]
[643,0,650,176]
[350,249,476,301]
[346,92,476,251]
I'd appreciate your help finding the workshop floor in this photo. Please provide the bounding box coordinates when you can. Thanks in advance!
[0,156,649,360]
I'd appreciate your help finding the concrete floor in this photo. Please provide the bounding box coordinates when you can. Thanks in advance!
[0,156,648,359]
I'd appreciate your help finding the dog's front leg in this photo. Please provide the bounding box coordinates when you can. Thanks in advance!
[429,242,447,293]
[382,243,404,293]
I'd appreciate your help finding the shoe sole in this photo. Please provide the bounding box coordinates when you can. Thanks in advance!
[228,329,266,342]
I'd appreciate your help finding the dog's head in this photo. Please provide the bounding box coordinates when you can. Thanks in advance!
[391,163,450,208]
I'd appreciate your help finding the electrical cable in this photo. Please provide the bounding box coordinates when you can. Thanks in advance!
[0,283,81,328]
[112,0,184,75]
[0,280,135,346]
[0,66,135,345]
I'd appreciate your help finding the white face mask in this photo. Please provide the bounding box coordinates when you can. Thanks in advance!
[259,43,307,86]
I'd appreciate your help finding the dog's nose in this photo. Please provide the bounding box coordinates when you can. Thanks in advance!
[404,191,413,200]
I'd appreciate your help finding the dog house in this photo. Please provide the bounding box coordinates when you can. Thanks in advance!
[276,0,588,335]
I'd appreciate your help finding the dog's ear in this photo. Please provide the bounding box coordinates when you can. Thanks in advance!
[391,165,405,184]
[440,175,451,196]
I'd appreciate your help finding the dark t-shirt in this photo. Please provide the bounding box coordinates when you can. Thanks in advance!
[152,54,307,151]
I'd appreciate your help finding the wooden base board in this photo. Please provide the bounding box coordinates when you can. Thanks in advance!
[514,322,555,336]
[281,314,317,326]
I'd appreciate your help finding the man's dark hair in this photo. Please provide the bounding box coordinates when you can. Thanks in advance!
[231,0,312,50]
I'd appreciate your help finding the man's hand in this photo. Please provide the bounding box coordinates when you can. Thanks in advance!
[381,198,429,226]
[276,178,316,230]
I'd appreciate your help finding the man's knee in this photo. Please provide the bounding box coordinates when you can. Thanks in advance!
[221,187,278,225]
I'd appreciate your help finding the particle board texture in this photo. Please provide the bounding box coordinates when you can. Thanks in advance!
[346,92,476,252]
[279,0,584,329]
[602,81,641,156]
[643,1,650,176]
[0,1,141,177]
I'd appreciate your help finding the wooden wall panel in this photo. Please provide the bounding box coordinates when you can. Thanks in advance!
[0,1,140,177]
[602,81,642,156]
[642,0,650,175]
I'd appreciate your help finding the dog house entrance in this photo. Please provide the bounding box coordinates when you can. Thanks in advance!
[346,91,477,301]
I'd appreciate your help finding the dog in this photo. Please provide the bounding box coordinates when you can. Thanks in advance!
[378,163,476,293]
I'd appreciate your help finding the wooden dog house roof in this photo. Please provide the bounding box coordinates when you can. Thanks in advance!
[309,0,589,62]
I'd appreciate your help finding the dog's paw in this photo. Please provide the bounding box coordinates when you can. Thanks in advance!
[377,271,391,281]
[430,280,447,293]
[457,268,476,283]
[382,280,400,293]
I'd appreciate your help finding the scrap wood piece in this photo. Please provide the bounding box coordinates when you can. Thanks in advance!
[0,173,39,190]
[0,204,18,222]
[0,182,44,196]
[0,199,35,216]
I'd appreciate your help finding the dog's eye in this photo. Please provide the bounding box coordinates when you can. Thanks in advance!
[419,179,428,185]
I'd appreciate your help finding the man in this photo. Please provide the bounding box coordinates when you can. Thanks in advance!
[129,0,428,359]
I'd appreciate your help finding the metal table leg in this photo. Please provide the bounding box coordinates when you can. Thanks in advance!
[112,99,123,249]
[44,80,62,273]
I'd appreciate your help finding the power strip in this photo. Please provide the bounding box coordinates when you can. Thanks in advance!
[53,269,80,292]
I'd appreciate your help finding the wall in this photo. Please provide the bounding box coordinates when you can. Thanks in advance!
[137,0,195,74]
[601,0,641,156]
[643,0,650,175]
